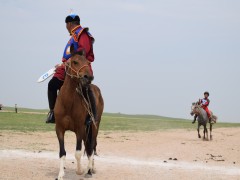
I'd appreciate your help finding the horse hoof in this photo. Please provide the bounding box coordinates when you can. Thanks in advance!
[58,171,64,180]
[84,173,92,178]
[57,176,64,180]
[76,169,84,175]
[85,169,92,178]
[91,168,97,174]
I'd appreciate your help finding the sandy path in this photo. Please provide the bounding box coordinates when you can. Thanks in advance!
[0,128,240,180]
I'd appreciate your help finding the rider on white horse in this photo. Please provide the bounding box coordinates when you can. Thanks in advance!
[192,91,213,124]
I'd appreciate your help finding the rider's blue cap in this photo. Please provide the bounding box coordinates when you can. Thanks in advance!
[65,14,80,23]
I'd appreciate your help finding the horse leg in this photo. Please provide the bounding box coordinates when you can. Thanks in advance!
[92,158,96,174]
[205,125,208,140]
[203,126,206,140]
[75,133,84,175]
[56,128,66,180]
[84,152,94,178]
[91,132,98,174]
[89,142,97,175]
[203,125,207,140]
[198,124,201,138]
[85,124,96,178]
[210,124,213,140]
[94,141,98,156]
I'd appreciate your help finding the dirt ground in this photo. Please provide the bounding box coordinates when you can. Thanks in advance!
[0,128,240,180]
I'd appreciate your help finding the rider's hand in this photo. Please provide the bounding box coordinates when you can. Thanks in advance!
[55,64,61,68]
[198,99,201,104]
[55,63,65,69]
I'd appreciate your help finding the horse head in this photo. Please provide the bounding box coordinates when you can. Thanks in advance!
[190,102,211,140]
[190,102,201,116]
[66,44,94,87]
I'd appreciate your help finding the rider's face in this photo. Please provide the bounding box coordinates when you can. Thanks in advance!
[66,22,72,34]
[204,94,209,98]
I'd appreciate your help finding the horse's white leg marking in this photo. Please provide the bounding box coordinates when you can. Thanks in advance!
[92,157,97,174]
[75,150,84,175]
[58,155,65,180]
[87,153,94,172]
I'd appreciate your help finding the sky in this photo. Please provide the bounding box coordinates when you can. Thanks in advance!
[0,0,240,122]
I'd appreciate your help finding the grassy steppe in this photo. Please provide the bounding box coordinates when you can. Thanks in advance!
[0,109,239,132]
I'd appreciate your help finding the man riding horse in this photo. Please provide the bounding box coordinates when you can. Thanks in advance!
[192,91,213,124]
[46,13,95,123]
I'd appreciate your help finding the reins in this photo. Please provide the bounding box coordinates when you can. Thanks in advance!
[76,83,97,129]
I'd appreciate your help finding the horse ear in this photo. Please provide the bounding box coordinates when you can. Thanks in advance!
[70,44,75,55]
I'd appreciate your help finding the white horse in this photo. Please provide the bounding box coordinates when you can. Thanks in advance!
[190,102,217,140]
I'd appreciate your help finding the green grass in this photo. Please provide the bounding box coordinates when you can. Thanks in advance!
[0,112,54,132]
[100,113,240,131]
[0,111,240,132]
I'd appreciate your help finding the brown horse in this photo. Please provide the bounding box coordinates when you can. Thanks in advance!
[54,45,104,179]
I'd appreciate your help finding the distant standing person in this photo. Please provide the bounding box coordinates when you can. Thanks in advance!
[45,13,95,123]
[15,104,18,113]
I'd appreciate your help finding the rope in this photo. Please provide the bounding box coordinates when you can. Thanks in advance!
[76,83,97,130]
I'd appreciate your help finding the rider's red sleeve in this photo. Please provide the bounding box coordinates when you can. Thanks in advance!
[77,31,94,62]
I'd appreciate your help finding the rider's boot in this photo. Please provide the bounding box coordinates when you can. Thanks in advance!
[84,86,96,126]
[192,115,197,124]
[46,109,55,123]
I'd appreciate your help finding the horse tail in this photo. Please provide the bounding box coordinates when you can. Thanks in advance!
[212,115,218,123]
[85,122,93,156]
[84,85,103,157]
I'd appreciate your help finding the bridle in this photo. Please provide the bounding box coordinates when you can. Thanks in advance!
[65,58,90,79]
[192,102,202,115]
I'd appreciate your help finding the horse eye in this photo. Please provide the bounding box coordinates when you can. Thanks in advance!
[73,61,78,65]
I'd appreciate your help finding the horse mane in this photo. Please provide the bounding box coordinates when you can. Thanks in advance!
[72,50,86,57]
[70,44,86,58]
